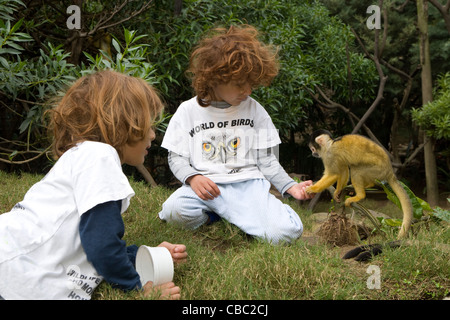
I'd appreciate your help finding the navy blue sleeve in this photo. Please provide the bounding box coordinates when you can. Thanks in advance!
[79,200,142,292]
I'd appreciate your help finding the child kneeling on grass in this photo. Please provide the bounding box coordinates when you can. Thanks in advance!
[0,70,187,300]
[158,25,314,244]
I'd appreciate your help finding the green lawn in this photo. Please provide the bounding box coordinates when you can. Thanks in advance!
[1,171,448,300]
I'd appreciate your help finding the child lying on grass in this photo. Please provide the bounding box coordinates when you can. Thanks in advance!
[0,70,187,300]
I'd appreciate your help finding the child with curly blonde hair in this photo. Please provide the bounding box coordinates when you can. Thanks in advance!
[0,70,187,300]
[159,25,313,244]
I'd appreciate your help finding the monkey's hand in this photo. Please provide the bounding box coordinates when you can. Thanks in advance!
[288,180,314,200]
[333,190,341,203]
[305,185,316,194]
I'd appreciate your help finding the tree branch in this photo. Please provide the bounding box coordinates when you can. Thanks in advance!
[304,86,389,157]
[81,0,154,38]
[0,145,51,165]
[136,164,157,187]
[395,0,411,12]
[65,0,154,46]
[350,26,388,134]
[428,0,450,33]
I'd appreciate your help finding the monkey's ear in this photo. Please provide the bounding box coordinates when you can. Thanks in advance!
[315,132,333,147]
[315,134,327,146]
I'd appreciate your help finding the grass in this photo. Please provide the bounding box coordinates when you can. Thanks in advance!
[1,171,449,300]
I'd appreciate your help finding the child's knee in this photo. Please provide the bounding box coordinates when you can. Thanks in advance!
[159,197,208,229]
[266,223,303,244]
[265,212,303,244]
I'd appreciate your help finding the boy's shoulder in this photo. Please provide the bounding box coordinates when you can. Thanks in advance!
[69,141,117,154]
[62,141,120,165]
[177,96,200,111]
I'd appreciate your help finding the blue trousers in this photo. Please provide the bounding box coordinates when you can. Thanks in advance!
[158,179,303,244]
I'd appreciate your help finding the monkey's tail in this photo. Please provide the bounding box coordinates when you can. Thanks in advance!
[388,177,413,239]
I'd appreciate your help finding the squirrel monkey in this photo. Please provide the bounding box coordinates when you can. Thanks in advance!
[305,130,413,239]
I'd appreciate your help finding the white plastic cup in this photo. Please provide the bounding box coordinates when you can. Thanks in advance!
[136,245,174,286]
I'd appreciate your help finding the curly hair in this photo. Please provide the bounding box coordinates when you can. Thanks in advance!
[187,25,279,107]
[46,70,164,160]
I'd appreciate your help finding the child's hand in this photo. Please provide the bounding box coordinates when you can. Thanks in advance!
[142,281,181,300]
[186,174,221,200]
[286,180,314,200]
[158,241,188,264]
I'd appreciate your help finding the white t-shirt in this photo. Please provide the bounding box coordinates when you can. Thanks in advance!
[162,96,281,184]
[0,141,135,300]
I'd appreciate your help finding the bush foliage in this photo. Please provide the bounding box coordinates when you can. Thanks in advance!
[412,72,450,141]
[0,0,378,170]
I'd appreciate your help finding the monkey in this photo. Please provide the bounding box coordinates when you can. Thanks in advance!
[305,129,413,239]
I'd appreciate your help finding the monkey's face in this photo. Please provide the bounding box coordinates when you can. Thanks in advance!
[309,143,321,158]
[309,130,333,158]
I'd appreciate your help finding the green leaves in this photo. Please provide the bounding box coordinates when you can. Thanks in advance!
[378,180,428,220]
[82,27,172,133]
[0,0,25,21]
[412,72,450,140]
[0,18,33,56]
[0,1,76,111]
[377,180,450,225]
[431,201,450,223]
[1,42,76,101]
[83,28,158,84]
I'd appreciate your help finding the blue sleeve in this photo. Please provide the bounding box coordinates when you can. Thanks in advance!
[79,200,142,292]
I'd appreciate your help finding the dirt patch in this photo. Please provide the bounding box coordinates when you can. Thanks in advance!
[316,212,360,247]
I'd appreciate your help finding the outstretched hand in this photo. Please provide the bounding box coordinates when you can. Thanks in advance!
[286,180,314,200]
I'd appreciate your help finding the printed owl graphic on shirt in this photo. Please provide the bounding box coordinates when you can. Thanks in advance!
[201,131,241,164]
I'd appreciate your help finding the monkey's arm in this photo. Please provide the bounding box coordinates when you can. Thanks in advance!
[306,173,339,194]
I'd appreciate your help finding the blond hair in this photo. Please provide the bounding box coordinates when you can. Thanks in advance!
[187,25,279,107]
[47,70,163,159]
